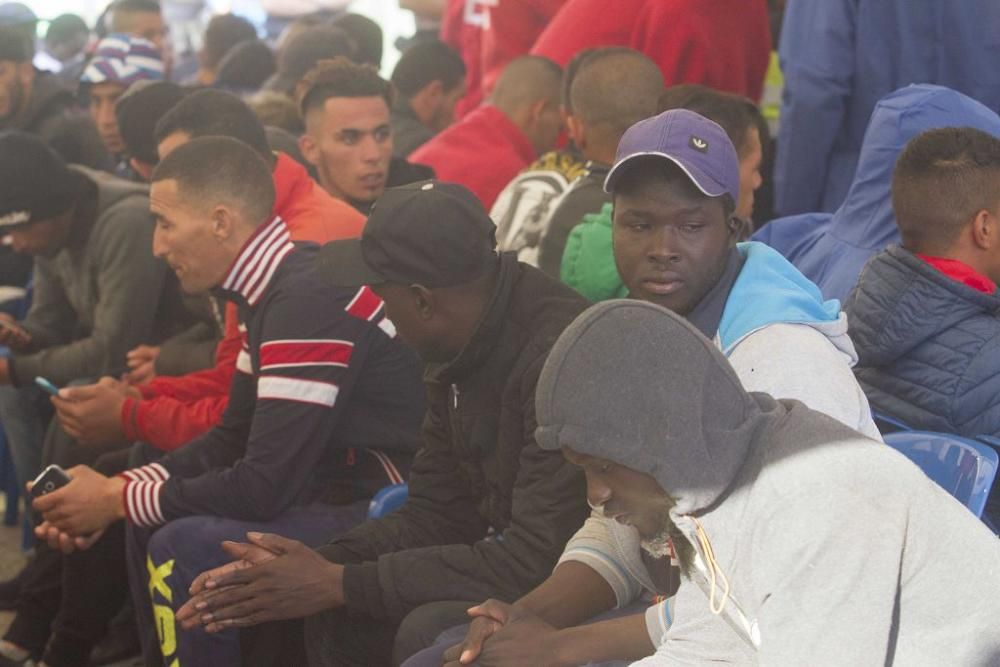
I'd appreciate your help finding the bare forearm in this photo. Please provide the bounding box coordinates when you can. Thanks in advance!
[514,561,617,629]
[551,612,654,666]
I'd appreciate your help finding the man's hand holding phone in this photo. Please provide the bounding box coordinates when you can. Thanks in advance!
[0,313,31,351]
[29,464,125,542]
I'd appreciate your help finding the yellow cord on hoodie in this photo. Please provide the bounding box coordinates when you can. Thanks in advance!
[693,517,731,615]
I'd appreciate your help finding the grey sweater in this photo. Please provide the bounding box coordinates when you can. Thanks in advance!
[535,301,1000,666]
[11,167,178,386]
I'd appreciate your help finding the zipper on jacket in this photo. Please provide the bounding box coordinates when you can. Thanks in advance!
[451,384,459,409]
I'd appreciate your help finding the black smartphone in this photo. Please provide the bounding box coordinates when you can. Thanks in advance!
[30,464,71,498]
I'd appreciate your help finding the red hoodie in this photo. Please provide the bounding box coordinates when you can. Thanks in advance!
[410,105,536,209]
[531,0,771,102]
[121,154,366,450]
[442,0,566,118]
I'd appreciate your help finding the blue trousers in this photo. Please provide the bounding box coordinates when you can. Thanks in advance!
[126,502,368,667]
[399,602,648,667]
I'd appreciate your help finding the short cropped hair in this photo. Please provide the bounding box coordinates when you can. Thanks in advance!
[571,48,663,138]
[297,56,392,117]
[151,136,275,225]
[561,47,598,111]
[201,13,257,70]
[154,89,271,161]
[659,84,768,158]
[390,40,464,98]
[892,127,1000,252]
[330,13,382,68]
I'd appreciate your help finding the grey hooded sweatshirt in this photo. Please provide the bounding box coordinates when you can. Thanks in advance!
[535,301,1000,666]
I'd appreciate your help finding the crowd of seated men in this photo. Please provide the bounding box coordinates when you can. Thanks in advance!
[0,1,996,666]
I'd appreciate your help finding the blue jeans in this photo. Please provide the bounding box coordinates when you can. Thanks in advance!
[126,486,368,666]
[399,602,648,667]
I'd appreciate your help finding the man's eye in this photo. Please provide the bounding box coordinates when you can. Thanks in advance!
[598,463,612,473]
[374,127,391,142]
[681,224,703,233]
[340,133,360,145]
[628,222,650,232]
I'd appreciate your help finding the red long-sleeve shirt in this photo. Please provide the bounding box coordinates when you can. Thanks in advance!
[120,154,366,450]
[531,0,771,103]
[410,105,536,209]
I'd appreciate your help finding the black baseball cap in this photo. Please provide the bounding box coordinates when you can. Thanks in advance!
[318,180,498,288]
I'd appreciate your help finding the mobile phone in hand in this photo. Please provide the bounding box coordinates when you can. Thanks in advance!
[34,376,61,397]
[30,464,71,498]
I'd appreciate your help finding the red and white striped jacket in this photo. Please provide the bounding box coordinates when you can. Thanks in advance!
[120,217,426,526]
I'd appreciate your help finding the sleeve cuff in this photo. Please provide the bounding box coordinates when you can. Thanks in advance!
[118,463,171,527]
[341,561,387,619]
[644,599,672,648]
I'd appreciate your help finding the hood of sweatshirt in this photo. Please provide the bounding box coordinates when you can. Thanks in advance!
[535,300,783,517]
[754,84,1000,302]
[718,242,848,358]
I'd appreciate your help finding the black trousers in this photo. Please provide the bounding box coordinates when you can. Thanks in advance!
[241,600,479,667]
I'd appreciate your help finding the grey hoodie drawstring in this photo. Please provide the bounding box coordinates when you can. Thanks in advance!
[693,516,731,615]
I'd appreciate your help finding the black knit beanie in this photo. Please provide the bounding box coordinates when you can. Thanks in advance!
[0,131,80,229]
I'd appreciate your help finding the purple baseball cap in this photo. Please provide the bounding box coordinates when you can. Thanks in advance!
[604,109,740,204]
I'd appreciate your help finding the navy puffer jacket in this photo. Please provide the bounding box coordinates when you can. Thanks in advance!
[846,245,1000,437]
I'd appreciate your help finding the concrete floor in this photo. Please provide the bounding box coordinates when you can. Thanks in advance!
[0,504,142,666]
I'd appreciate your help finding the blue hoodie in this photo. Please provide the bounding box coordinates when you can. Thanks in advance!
[719,242,840,353]
[775,1,1000,216]
[755,84,1000,304]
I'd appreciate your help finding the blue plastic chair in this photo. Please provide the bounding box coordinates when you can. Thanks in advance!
[367,483,408,519]
[872,410,911,436]
[884,431,999,519]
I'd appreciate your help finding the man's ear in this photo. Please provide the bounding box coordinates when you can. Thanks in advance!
[298,132,320,168]
[528,98,548,125]
[971,208,998,250]
[565,114,585,149]
[411,284,435,320]
[211,205,236,241]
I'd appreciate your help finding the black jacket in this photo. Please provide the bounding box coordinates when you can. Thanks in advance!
[3,71,110,171]
[120,222,426,526]
[319,253,590,621]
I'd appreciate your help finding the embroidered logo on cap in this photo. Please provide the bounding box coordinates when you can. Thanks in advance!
[0,210,31,228]
[689,136,709,153]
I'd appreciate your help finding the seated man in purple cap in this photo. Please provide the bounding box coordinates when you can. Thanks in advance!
[79,32,164,180]
[409,110,882,666]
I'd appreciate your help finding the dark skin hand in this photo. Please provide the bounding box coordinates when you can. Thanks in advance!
[443,600,565,667]
[176,533,345,633]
